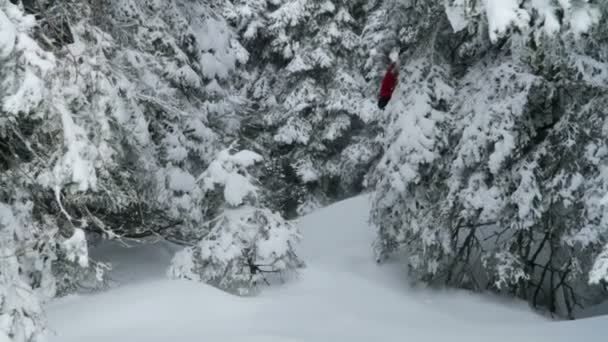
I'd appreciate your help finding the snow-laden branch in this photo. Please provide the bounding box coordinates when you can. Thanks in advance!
[445,0,603,41]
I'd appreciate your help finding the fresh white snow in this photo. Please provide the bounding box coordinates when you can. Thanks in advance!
[445,0,469,32]
[198,148,263,206]
[445,0,602,41]
[0,7,16,59]
[61,228,89,268]
[46,195,608,342]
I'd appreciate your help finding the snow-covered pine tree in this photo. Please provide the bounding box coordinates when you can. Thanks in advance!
[168,146,303,295]
[1,1,89,340]
[367,0,455,263]
[2,0,256,247]
[2,0,251,339]
[225,0,382,217]
[372,0,608,317]
[35,0,250,243]
[371,57,454,264]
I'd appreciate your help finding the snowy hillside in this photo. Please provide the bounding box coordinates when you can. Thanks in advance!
[46,196,607,342]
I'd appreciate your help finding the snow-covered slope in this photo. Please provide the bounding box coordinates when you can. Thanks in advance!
[46,195,607,342]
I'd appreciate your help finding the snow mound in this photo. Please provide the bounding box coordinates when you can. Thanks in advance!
[46,196,608,341]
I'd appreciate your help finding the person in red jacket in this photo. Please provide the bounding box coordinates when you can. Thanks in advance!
[378,61,399,110]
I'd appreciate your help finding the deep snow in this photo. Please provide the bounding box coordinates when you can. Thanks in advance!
[46,195,607,342]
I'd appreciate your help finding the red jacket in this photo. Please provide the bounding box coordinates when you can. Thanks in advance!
[379,63,398,98]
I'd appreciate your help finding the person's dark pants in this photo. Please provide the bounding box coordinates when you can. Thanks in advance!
[378,96,391,110]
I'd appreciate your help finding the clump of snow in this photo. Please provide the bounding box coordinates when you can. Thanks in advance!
[167,248,198,281]
[167,64,202,89]
[0,9,16,59]
[319,0,336,14]
[2,70,45,114]
[62,229,89,268]
[223,172,257,206]
[531,0,561,34]
[1,2,54,115]
[294,158,320,183]
[445,0,469,32]
[286,55,312,74]
[569,5,601,34]
[194,17,245,80]
[274,117,313,145]
[52,96,99,193]
[590,245,608,285]
[164,135,189,162]
[198,147,263,206]
[483,0,530,42]
[601,193,608,206]
[268,1,310,32]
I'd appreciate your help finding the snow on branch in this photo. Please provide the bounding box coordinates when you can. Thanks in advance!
[197,146,263,207]
[590,245,608,285]
[171,146,303,294]
[444,0,602,41]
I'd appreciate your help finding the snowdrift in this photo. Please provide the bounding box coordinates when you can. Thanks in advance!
[46,195,607,341]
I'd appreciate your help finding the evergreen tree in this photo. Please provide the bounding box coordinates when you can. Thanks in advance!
[1,1,87,340]
[0,0,266,339]
[371,0,608,317]
[226,0,382,217]
[44,0,247,242]
[168,146,303,295]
